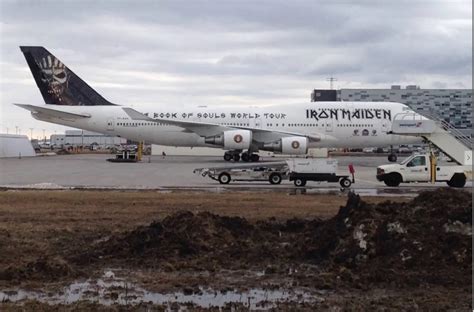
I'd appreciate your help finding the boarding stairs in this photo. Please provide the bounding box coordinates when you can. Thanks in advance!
[390,112,472,166]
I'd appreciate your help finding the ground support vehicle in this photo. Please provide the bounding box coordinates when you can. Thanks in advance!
[193,162,288,185]
[194,158,354,187]
[376,153,470,188]
[286,158,353,187]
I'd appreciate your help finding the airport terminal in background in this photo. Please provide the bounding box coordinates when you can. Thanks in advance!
[311,85,472,137]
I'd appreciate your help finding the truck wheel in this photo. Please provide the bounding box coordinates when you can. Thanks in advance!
[294,178,306,187]
[223,153,232,161]
[241,153,250,162]
[218,172,231,184]
[340,178,352,188]
[384,173,402,187]
[269,173,282,185]
[447,173,466,188]
[233,154,240,162]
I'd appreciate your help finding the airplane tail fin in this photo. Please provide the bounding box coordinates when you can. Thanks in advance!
[19,46,116,106]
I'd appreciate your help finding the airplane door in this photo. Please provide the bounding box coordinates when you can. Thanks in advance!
[325,119,333,132]
[106,118,114,131]
[381,120,388,133]
[250,115,262,129]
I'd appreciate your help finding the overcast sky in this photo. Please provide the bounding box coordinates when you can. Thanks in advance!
[0,0,472,138]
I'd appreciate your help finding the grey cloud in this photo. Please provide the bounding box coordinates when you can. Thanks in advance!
[0,0,471,134]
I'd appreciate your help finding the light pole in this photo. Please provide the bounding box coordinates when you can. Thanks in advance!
[29,128,34,140]
[42,129,46,143]
[326,77,337,90]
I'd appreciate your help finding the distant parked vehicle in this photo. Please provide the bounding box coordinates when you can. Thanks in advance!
[398,146,411,154]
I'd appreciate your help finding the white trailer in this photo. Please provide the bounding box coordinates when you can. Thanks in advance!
[193,161,288,185]
[286,158,353,187]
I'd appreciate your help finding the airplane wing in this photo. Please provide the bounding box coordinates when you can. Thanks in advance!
[15,104,91,119]
[122,107,320,142]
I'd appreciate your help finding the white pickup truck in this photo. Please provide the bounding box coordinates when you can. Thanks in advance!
[376,153,469,188]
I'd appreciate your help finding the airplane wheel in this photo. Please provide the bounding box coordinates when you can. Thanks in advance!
[250,154,260,162]
[233,154,240,162]
[224,153,232,161]
[294,178,306,187]
[269,173,282,185]
[340,178,352,188]
[388,154,397,162]
[241,153,250,162]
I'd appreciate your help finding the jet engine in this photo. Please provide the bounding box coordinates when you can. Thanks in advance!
[263,136,308,155]
[205,129,252,150]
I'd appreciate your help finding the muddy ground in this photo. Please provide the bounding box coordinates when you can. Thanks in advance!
[0,189,471,310]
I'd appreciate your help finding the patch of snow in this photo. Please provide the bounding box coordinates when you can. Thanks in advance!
[443,221,472,236]
[0,183,69,189]
[387,222,407,234]
[353,224,367,250]
[400,249,412,262]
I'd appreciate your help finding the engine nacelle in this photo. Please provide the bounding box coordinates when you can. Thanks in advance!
[263,136,308,155]
[205,129,252,150]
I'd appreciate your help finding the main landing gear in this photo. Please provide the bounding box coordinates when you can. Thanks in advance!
[224,151,260,162]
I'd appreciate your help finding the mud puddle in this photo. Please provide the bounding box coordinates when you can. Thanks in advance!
[0,271,319,310]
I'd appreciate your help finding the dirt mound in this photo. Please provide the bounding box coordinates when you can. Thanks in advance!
[303,188,472,286]
[0,256,76,282]
[74,211,292,269]
[74,188,471,288]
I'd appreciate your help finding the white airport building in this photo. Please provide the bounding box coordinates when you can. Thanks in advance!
[50,130,126,148]
[0,134,36,158]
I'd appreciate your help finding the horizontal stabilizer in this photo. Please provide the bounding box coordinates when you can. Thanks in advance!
[14,103,91,119]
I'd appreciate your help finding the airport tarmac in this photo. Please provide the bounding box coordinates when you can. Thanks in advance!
[0,153,471,193]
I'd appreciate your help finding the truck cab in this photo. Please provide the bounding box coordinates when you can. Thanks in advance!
[376,153,468,188]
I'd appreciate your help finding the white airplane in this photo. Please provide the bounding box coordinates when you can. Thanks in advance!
[16,46,421,162]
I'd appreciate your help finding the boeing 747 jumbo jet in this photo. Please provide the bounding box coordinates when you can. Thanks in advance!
[16,46,421,162]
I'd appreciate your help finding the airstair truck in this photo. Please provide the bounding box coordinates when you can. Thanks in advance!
[376,153,469,188]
